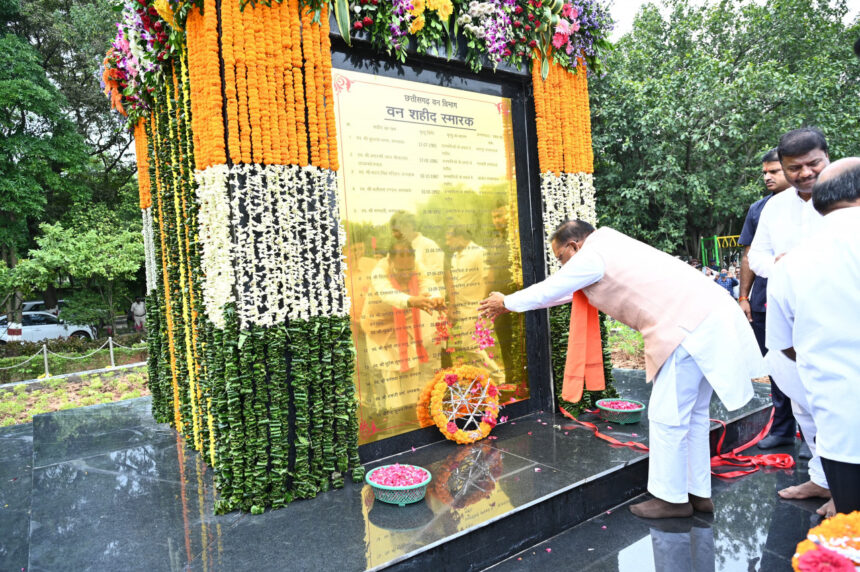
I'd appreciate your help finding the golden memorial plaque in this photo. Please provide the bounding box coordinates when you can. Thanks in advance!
[333,69,529,444]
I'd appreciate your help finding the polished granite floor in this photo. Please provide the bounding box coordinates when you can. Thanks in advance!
[490,443,818,572]
[0,370,800,572]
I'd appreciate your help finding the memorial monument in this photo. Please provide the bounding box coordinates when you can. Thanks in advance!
[103,0,614,512]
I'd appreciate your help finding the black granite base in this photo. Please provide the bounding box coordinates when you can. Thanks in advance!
[1,369,782,572]
[490,442,817,572]
[0,424,33,571]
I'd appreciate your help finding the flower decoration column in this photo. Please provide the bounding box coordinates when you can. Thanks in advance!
[531,55,616,416]
[183,0,363,512]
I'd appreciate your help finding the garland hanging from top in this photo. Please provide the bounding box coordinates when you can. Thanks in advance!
[532,54,617,415]
[104,0,613,130]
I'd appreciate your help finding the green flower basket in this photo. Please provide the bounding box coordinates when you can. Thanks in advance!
[366,465,432,507]
[595,398,646,425]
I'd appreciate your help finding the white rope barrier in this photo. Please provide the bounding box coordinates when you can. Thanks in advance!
[45,339,111,360]
[0,350,44,371]
[109,339,145,350]
[0,337,148,380]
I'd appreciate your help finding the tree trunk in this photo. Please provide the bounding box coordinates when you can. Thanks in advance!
[2,245,23,341]
[43,283,59,312]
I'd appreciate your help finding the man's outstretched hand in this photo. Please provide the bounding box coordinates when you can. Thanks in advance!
[479,292,510,321]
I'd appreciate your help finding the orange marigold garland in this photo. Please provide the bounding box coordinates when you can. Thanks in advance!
[311,11,329,170]
[532,54,593,175]
[133,119,152,209]
[792,511,860,571]
[301,6,319,167]
[289,0,308,166]
[320,4,338,171]
[428,365,500,445]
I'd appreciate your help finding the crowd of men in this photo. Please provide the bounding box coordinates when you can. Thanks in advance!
[479,127,859,520]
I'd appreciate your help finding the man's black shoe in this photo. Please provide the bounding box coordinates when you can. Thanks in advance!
[797,441,813,459]
[758,434,795,449]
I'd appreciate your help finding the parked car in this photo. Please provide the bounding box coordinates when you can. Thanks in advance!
[20,300,65,313]
[0,312,96,343]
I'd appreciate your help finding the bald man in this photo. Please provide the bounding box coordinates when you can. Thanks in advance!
[767,158,860,514]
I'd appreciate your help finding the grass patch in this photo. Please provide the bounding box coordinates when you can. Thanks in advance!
[0,367,150,426]
[605,318,645,369]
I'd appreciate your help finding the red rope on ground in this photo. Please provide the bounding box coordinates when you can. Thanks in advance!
[710,407,795,478]
[558,406,650,452]
[559,405,796,480]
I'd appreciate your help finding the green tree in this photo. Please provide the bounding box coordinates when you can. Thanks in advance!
[27,220,144,334]
[11,0,137,211]
[0,5,92,322]
[589,0,860,255]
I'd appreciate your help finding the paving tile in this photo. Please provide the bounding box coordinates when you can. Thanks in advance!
[28,440,239,571]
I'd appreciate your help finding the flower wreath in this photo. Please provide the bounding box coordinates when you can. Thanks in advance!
[416,376,439,428]
[792,511,860,571]
[428,364,500,445]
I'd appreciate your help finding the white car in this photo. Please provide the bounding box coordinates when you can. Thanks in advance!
[21,300,65,313]
[0,311,96,343]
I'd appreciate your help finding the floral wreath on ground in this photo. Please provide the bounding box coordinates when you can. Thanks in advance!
[792,511,860,571]
[427,364,500,444]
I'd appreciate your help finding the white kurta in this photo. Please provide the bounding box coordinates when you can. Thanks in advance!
[766,206,860,465]
[748,188,823,278]
[412,233,445,286]
[504,248,763,502]
[504,251,761,425]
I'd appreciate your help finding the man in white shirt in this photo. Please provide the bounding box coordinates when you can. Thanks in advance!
[748,128,832,513]
[446,226,498,372]
[360,240,444,418]
[767,157,860,514]
[390,211,445,287]
[737,149,795,452]
[130,298,146,331]
[480,221,764,519]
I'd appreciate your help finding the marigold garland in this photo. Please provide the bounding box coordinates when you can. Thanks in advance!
[793,511,860,571]
[428,365,500,445]
[133,119,152,208]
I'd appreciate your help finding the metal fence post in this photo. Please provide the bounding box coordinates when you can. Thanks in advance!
[43,344,50,378]
[109,337,115,368]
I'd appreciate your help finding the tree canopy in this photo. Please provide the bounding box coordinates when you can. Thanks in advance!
[589,0,860,255]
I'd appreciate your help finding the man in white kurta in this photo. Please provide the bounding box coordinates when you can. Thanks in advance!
[360,242,444,417]
[480,221,765,519]
[766,158,860,514]
[447,228,499,373]
[748,128,831,510]
[390,211,445,287]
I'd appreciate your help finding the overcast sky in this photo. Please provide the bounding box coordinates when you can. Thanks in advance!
[609,0,860,40]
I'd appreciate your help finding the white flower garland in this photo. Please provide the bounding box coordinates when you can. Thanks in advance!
[195,163,350,329]
[142,206,159,295]
[195,164,236,329]
[540,171,597,273]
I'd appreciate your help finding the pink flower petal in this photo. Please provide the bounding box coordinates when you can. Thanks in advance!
[546,548,552,553]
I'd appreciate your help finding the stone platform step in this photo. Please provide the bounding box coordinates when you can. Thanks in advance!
[0,369,773,571]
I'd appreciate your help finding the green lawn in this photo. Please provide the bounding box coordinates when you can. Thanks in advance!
[0,367,150,427]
